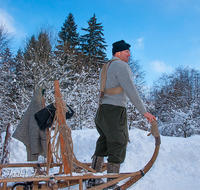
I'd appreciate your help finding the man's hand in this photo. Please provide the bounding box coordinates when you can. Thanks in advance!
[143,112,157,123]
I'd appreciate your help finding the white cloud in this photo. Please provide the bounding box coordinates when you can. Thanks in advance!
[0,8,16,34]
[135,37,145,49]
[150,60,174,73]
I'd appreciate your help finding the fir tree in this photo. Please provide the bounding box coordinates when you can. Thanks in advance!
[55,13,81,90]
[58,13,79,49]
[14,49,30,119]
[80,14,108,70]
[0,47,18,131]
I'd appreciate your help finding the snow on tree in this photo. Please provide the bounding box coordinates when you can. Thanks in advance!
[152,66,200,137]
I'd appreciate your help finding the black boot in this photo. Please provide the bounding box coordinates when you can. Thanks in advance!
[87,155,104,188]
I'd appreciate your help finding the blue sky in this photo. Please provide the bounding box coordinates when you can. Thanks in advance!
[1,0,200,87]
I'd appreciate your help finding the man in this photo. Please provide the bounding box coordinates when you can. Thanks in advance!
[88,40,156,188]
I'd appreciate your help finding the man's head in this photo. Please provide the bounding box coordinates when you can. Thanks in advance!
[112,40,131,63]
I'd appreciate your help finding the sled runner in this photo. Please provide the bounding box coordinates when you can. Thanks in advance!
[0,80,160,190]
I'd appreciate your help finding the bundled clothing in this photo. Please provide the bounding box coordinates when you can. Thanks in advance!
[13,86,75,162]
[34,103,74,131]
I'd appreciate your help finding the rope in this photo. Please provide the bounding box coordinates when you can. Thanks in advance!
[45,93,93,175]
[46,94,74,175]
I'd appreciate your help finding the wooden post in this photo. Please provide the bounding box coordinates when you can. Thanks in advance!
[54,80,71,175]
[2,183,6,190]
[42,95,54,175]
[79,179,83,190]
[1,123,12,164]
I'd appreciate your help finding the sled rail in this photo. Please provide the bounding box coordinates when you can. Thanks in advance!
[0,162,107,190]
[0,162,62,168]
[0,171,139,190]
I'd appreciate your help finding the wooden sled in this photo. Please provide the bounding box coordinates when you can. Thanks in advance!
[0,143,159,190]
[0,80,160,190]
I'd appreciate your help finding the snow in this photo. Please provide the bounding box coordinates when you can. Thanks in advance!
[6,128,200,189]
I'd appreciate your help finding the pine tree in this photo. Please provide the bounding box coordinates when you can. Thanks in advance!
[0,47,18,131]
[58,13,79,49]
[80,14,108,70]
[14,49,30,119]
[55,13,81,90]
[23,30,54,92]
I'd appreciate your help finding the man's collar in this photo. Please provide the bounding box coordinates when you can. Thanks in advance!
[112,56,120,61]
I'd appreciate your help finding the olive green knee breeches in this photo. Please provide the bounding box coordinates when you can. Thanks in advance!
[94,104,128,164]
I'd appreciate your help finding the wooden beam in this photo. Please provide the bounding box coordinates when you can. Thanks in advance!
[42,95,54,174]
[0,163,61,168]
[2,183,6,190]
[0,172,135,183]
[54,80,71,175]
[79,179,83,190]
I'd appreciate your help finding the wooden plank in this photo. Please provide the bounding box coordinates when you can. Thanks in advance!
[0,162,105,169]
[79,179,83,190]
[16,184,47,190]
[73,158,97,173]
[0,163,61,168]
[1,124,12,164]
[88,171,141,190]
[0,186,12,190]
[54,80,71,175]
[0,172,134,183]
[0,177,50,183]
[2,183,6,190]
[0,180,80,190]
[42,95,54,174]
[0,172,140,190]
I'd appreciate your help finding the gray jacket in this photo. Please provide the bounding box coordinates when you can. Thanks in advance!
[12,87,47,161]
[101,57,147,115]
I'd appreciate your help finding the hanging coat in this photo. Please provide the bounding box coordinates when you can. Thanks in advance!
[12,87,47,161]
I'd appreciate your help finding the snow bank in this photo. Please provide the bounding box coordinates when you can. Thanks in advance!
[8,128,200,190]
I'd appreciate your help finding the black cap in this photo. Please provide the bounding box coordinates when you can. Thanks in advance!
[112,40,131,55]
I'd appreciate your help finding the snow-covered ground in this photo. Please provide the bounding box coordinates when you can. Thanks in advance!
[7,128,200,189]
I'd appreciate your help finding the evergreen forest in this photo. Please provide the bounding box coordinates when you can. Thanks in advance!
[0,13,200,144]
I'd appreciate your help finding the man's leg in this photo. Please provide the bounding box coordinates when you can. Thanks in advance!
[87,155,104,187]
[94,123,108,157]
[98,105,128,189]
[87,112,107,188]
[106,162,121,189]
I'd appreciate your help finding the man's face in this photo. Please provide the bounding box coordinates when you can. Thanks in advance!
[116,50,130,63]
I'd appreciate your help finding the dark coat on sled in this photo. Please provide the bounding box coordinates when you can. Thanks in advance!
[34,103,74,131]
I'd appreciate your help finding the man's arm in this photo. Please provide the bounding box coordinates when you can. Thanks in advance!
[143,112,157,123]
